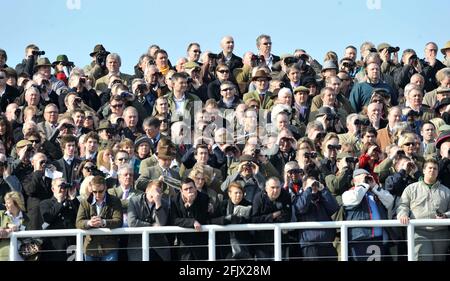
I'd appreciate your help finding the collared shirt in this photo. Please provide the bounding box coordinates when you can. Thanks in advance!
[64,156,74,165]
[6,210,24,230]
[173,94,186,114]
[90,196,106,216]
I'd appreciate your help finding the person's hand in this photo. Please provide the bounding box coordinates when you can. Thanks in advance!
[151,190,162,209]
[392,52,399,65]
[414,60,422,73]
[404,53,415,65]
[252,162,259,175]
[18,146,29,161]
[389,146,401,159]
[88,216,103,228]
[334,119,344,132]
[207,203,214,213]
[68,186,77,200]
[367,145,379,157]
[272,211,282,220]
[399,215,410,225]
[318,115,328,130]
[380,48,390,63]
[55,192,66,203]
[193,220,201,232]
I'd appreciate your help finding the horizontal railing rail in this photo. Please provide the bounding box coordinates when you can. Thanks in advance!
[8,219,450,261]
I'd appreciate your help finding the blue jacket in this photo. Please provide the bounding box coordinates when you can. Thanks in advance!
[294,187,339,244]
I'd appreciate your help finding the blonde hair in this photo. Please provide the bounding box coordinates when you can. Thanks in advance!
[4,191,26,212]
[79,175,94,200]
[188,164,212,185]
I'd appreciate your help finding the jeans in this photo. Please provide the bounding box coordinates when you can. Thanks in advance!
[85,250,119,261]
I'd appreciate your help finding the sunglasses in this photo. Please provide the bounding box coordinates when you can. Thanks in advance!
[217,69,229,74]
[327,144,342,150]
[262,42,272,46]
[403,142,416,147]
[192,50,201,53]
[29,139,40,144]
[287,168,303,174]
[111,103,124,108]
[84,165,96,171]
[117,158,129,162]
[92,190,105,194]
[221,88,234,92]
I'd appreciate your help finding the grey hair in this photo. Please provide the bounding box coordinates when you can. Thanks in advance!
[117,164,134,176]
[107,53,122,66]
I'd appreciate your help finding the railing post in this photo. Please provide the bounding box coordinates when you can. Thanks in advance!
[340,225,348,261]
[208,229,216,261]
[274,225,282,261]
[142,231,150,261]
[9,233,18,261]
[407,223,415,261]
[76,232,84,261]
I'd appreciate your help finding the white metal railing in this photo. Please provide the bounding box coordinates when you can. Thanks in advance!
[8,219,450,261]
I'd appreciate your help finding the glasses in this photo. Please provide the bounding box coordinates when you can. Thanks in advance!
[84,165,96,171]
[217,69,229,74]
[327,144,342,150]
[92,189,105,194]
[39,160,47,165]
[111,103,124,108]
[221,88,234,92]
[192,50,201,53]
[29,139,40,144]
[287,169,303,174]
[158,119,168,123]
[117,158,129,162]
[427,49,437,52]
[403,142,416,147]
[262,42,272,46]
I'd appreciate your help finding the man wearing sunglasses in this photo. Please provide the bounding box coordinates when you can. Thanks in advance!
[256,34,280,70]
[76,176,122,261]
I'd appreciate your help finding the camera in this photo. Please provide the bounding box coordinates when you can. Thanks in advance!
[251,54,265,65]
[26,144,33,152]
[386,46,400,53]
[243,162,254,169]
[208,53,219,59]
[342,61,355,68]
[32,50,45,56]
[297,54,309,61]
[15,108,21,117]
[119,92,133,99]
[311,180,320,189]
[345,157,359,164]
[325,113,338,121]
[61,123,75,130]
[284,56,298,66]
[96,50,110,68]
[364,175,374,184]
[224,145,238,154]
[278,82,286,88]
[74,97,82,104]
[60,182,73,189]
[111,79,122,86]
[358,119,371,126]
[288,168,303,174]
[304,151,318,158]
[137,84,148,94]
[79,77,86,84]
[315,132,326,141]
[116,117,124,124]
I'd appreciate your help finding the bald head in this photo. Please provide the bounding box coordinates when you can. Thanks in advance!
[221,36,235,55]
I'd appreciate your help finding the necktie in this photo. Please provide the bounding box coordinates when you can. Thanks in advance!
[122,189,129,200]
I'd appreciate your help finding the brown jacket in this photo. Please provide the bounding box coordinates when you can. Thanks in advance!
[76,193,123,256]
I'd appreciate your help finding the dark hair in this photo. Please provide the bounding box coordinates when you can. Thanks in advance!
[60,134,77,150]
[90,175,106,187]
[143,116,161,129]
[362,126,378,137]
[181,177,196,188]
[0,116,13,154]
[195,144,209,155]
[423,158,438,168]
[84,131,100,143]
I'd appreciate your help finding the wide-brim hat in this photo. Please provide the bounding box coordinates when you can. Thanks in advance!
[184,61,201,70]
[434,97,450,114]
[90,44,106,57]
[436,130,450,149]
[284,161,300,173]
[293,86,309,93]
[441,41,450,55]
[315,107,335,118]
[34,57,52,71]
[52,54,73,67]
[16,140,32,149]
[251,70,272,81]
[157,145,176,160]
[321,60,338,72]
[96,120,113,131]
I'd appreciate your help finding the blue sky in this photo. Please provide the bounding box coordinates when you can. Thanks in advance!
[3,0,449,74]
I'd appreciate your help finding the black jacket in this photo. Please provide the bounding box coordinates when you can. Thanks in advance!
[218,52,243,73]
[127,193,171,261]
[0,85,20,112]
[170,191,210,260]
[39,196,80,261]
[22,170,53,230]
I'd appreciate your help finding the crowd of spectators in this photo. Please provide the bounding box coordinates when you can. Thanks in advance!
[0,36,449,261]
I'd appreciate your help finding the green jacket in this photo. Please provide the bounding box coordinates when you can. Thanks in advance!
[243,90,275,110]
[76,194,123,257]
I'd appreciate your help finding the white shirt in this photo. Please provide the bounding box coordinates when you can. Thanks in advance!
[173,95,186,115]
